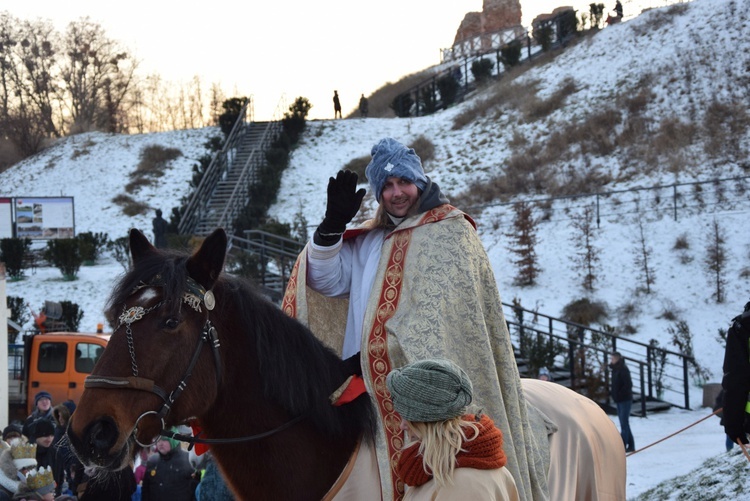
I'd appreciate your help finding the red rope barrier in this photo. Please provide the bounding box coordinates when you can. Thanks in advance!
[625,408,722,458]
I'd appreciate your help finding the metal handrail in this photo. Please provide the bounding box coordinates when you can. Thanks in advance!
[235,230,304,259]
[504,302,692,410]
[178,97,253,235]
[214,121,281,235]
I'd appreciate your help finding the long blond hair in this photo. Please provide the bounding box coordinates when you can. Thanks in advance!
[404,417,480,487]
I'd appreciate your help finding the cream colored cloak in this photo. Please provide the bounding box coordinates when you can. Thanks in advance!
[282,205,549,501]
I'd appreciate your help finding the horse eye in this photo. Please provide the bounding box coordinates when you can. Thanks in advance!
[165,318,179,329]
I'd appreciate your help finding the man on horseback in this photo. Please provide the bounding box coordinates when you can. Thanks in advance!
[283,137,550,501]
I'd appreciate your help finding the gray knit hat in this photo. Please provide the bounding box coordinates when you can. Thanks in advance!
[386,359,473,422]
[365,138,428,202]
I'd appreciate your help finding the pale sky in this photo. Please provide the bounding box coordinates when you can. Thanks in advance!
[4,0,664,121]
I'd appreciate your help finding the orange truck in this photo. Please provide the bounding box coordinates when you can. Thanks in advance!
[8,332,109,419]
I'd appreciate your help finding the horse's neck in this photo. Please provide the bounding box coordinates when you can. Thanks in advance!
[202,411,356,500]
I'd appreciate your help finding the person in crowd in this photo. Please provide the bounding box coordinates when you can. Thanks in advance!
[14,466,55,501]
[1,426,22,445]
[283,137,548,500]
[30,421,62,497]
[193,451,233,501]
[51,404,79,496]
[141,431,195,501]
[386,358,519,499]
[22,393,54,440]
[610,351,635,452]
[152,209,168,249]
[359,94,369,118]
[0,442,37,501]
[721,300,750,446]
[538,367,551,381]
[333,90,342,119]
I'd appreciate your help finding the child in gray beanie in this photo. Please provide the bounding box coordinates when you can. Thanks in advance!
[386,359,519,499]
[386,359,473,422]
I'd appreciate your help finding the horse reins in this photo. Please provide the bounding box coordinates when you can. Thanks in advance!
[84,275,302,448]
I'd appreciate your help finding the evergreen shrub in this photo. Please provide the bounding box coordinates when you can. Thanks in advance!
[0,238,31,279]
[471,58,494,84]
[77,232,109,265]
[45,239,83,280]
[437,75,459,108]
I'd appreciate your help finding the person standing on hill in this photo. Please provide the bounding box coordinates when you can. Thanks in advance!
[609,351,635,452]
[333,90,342,119]
[283,137,549,501]
[614,0,623,18]
[359,94,369,118]
[152,209,168,249]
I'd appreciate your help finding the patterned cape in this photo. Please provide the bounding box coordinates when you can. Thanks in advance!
[282,205,549,501]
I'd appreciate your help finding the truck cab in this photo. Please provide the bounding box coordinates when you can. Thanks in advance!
[9,332,109,417]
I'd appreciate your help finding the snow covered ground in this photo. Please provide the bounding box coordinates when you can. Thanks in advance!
[2,0,749,497]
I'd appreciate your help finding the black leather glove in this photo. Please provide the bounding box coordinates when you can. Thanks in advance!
[315,170,366,246]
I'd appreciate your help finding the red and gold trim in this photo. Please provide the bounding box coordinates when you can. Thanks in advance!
[365,229,412,499]
[281,254,302,318]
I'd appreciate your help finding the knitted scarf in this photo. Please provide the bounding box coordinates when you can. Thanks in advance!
[396,414,507,487]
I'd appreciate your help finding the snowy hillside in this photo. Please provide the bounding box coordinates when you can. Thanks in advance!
[1,0,749,498]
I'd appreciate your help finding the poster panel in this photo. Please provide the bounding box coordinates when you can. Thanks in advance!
[0,198,11,238]
[15,197,75,239]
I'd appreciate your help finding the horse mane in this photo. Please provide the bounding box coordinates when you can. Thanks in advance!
[107,247,376,443]
[220,274,377,443]
[105,248,192,322]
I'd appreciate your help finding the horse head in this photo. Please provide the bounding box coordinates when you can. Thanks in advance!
[68,228,227,470]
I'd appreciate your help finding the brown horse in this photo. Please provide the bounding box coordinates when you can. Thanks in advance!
[67,228,376,500]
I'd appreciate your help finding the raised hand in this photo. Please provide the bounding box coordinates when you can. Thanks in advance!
[317,170,366,243]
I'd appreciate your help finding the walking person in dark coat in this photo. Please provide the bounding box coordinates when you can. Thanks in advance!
[141,431,195,501]
[333,90,342,119]
[614,0,623,18]
[609,352,635,452]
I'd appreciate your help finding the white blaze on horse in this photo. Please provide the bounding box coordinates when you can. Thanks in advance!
[67,228,626,500]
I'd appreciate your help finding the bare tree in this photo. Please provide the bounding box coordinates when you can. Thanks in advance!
[505,201,541,285]
[633,214,655,293]
[209,82,225,126]
[0,12,19,121]
[58,17,137,133]
[570,205,600,291]
[704,218,728,303]
[12,18,60,137]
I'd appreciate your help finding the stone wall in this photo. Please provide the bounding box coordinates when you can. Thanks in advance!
[453,0,523,45]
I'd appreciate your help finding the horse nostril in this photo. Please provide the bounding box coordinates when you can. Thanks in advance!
[87,417,119,457]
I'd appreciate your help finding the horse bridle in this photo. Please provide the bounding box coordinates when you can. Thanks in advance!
[84,275,303,448]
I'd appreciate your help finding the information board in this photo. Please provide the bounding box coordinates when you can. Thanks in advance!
[14,197,75,239]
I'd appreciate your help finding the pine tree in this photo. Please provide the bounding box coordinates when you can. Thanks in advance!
[570,205,600,291]
[633,215,655,293]
[505,201,541,286]
[704,218,728,303]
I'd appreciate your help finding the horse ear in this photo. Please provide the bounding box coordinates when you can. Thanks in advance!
[186,228,227,289]
[129,228,157,264]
